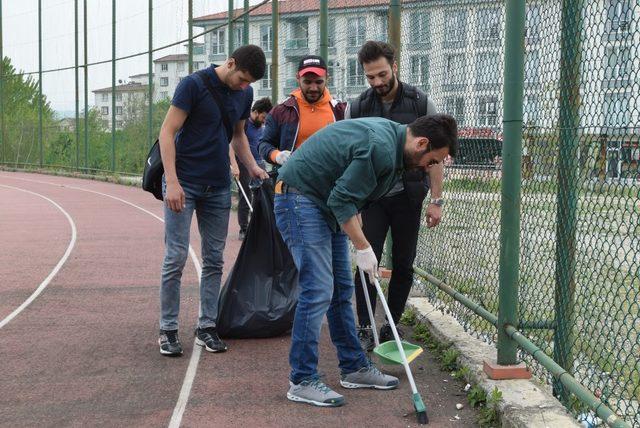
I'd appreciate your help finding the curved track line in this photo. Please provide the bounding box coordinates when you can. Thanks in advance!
[0,174,202,427]
[0,184,77,330]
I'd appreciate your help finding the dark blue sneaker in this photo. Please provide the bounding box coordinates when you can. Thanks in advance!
[195,327,228,353]
[158,329,183,357]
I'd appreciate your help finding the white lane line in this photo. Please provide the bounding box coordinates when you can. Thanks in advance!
[0,174,203,427]
[0,184,77,330]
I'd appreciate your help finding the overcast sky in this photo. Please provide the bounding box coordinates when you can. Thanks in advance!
[3,0,263,113]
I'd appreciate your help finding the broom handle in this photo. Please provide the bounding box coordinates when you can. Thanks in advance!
[358,268,379,347]
[234,176,253,214]
[371,277,419,396]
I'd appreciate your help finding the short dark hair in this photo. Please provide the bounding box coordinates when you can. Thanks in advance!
[408,114,459,157]
[252,97,273,114]
[230,45,266,80]
[357,40,396,66]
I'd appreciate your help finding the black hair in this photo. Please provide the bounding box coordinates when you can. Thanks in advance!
[357,40,396,66]
[230,45,266,80]
[252,97,273,114]
[408,114,459,157]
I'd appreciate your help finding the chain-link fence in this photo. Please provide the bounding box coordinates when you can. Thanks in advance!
[1,0,638,426]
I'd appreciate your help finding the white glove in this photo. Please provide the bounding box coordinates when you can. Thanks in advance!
[275,150,291,165]
[356,246,379,282]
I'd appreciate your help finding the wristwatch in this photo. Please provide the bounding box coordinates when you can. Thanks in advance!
[430,198,444,207]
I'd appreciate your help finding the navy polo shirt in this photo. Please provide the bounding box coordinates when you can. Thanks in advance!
[244,117,264,162]
[172,65,253,187]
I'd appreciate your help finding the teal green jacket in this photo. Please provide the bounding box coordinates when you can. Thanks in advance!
[278,117,406,231]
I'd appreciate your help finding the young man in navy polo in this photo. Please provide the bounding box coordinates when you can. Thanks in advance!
[157,45,268,356]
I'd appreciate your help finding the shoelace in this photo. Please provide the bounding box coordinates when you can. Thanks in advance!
[309,380,332,394]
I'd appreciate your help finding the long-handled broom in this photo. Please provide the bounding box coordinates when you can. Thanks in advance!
[359,268,428,424]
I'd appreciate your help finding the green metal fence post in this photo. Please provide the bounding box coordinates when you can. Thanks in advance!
[319,0,328,62]
[0,0,4,165]
[389,0,401,77]
[83,0,88,170]
[271,0,279,103]
[75,0,79,168]
[228,0,234,55]
[111,0,116,172]
[496,0,526,366]
[38,0,43,167]
[148,0,153,147]
[243,0,249,45]
[188,0,193,74]
[553,0,583,405]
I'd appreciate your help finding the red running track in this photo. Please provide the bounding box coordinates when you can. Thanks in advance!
[0,171,477,427]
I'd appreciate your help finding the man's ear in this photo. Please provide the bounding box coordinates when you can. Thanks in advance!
[417,137,430,151]
[227,57,236,70]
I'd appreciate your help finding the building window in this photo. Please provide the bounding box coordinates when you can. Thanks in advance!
[161,63,168,72]
[160,77,169,87]
[101,106,109,115]
[234,27,243,47]
[347,17,366,47]
[476,8,501,40]
[409,56,429,86]
[327,60,337,84]
[446,54,465,85]
[101,93,108,102]
[286,18,308,49]
[317,18,336,47]
[412,11,430,44]
[211,29,225,55]
[193,45,205,55]
[347,58,364,86]
[605,45,631,82]
[525,4,541,41]
[116,121,123,129]
[177,62,185,72]
[445,97,465,125]
[160,91,168,99]
[525,49,540,83]
[478,96,499,126]
[607,0,632,34]
[604,92,630,127]
[116,93,122,102]
[445,10,467,43]
[116,106,123,115]
[523,94,539,123]
[260,25,273,52]
[261,64,272,89]
[476,52,500,85]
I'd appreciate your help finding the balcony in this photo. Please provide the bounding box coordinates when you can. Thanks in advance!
[284,38,308,56]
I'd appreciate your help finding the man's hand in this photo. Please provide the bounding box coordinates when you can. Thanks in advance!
[275,150,291,165]
[249,164,269,180]
[230,163,240,179]
[426,203,442,228]
[165,181,186,213]
[356,246,379,282]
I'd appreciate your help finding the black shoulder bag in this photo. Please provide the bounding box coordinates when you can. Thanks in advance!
[142,70,234,200]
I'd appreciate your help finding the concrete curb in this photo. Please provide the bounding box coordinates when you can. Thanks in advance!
[407,297,580,428]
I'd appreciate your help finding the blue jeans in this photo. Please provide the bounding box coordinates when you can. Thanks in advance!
[274,193,368,383]
[160,177,231,331]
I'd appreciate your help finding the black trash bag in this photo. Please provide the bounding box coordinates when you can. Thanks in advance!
[217,182,298,338]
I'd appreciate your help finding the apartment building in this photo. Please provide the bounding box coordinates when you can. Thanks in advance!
[92,82,148,130]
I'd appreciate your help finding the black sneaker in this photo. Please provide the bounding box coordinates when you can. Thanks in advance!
[379,323,404,343]
[159,329,183,357]
[195,327,228,353]
[357,326,375,352]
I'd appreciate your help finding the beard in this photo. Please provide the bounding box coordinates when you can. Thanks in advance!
[302,89,322,104]
[373,73,396,97]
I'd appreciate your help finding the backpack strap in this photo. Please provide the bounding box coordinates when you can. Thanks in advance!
[197,70,234,141]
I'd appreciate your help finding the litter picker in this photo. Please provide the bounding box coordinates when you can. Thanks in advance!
[358,268,428,424]
[234,176,253,213]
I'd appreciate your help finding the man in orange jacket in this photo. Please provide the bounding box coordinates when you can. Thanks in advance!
[258,55,346,170]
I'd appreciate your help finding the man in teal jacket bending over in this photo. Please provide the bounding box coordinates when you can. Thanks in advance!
[274,114,458,407]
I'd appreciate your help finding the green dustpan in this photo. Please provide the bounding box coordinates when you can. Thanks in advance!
[373,340,424,365]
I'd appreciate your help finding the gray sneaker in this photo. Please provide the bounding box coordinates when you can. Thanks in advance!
[287,379,345,407]
[340,364,399,390]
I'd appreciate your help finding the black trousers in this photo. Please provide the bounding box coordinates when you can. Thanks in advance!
[236,160,252,232]
[354,190,422,326]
